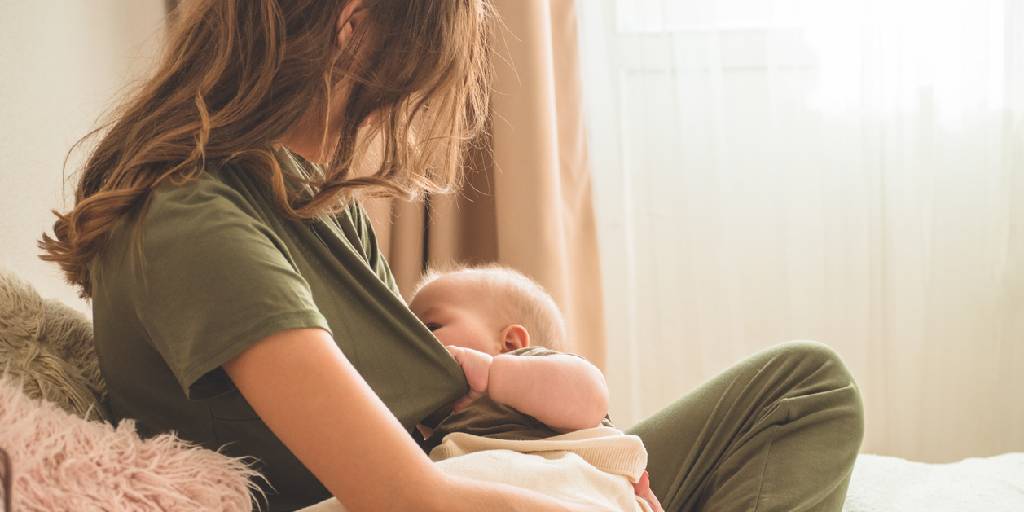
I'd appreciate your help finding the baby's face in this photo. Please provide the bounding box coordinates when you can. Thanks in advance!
[409,276,503,355]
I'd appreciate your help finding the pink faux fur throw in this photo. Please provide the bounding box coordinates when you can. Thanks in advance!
[0,373,263,511]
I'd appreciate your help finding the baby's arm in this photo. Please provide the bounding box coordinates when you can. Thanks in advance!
[490,353,609,432]
[446,346,609,432]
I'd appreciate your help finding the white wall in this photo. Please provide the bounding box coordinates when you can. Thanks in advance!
[0,1,166,317]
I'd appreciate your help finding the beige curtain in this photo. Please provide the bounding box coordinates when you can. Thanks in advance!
[363,0,607,367]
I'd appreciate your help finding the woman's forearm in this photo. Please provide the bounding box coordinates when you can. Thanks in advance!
[224,328,449,511]
[224,328,593,512]
[487,354,609,432]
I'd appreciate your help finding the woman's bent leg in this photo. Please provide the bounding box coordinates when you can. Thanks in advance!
[626,340,864,512]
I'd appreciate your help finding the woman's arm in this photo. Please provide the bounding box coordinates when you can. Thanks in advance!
[446,347,609,432]
[223,328,590,512]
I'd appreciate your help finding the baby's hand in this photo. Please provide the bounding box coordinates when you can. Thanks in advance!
[445,345,493,412]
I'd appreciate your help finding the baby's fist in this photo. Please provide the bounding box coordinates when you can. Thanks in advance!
[445,345,493,411]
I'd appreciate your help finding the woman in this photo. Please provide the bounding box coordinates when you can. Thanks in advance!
[40,0,864,510]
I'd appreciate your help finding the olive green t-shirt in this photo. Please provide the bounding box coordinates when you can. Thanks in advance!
[89,147,466,511]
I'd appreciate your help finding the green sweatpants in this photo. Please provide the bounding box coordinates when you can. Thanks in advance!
[627,340,865,512]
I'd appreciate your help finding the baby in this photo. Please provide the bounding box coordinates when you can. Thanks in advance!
[300,264,656,511]
[407,263,610,442]
[409,264,656,511]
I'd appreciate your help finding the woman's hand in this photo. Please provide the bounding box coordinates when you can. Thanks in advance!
[445,345,493,412]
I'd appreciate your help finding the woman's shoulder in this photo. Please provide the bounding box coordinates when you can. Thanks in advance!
[95,168,282,284]
[145,167,263,221]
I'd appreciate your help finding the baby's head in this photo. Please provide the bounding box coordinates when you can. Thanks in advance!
[408,264,567,355]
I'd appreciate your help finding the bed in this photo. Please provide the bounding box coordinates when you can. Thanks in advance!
[843,452,1024,511]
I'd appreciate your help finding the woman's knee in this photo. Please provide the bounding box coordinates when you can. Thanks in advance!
[771,339,850,376]
[771,339,865,444]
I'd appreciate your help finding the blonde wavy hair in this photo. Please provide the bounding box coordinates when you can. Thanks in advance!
[38,0,495,300]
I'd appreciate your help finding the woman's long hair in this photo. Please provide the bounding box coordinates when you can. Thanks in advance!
[0,447,9,512]
[38,0,495,300]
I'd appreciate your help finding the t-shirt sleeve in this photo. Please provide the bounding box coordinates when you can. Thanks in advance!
[126,175,332,400]
[506,346,580,358]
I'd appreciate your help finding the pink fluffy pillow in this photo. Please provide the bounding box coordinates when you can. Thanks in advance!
[0,374,263,511]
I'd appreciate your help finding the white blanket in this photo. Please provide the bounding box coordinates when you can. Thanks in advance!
[843,452,1024,512]
[298,426,651,512]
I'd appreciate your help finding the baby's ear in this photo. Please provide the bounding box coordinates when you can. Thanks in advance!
[500,324,530,353]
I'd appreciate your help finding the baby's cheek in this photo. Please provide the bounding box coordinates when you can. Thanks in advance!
[431,328,457,347]
[463,339,500,356]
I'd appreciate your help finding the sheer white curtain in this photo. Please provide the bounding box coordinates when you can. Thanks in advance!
[577,0,1024,462]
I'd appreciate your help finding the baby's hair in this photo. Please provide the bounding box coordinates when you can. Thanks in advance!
[412,263,568,351]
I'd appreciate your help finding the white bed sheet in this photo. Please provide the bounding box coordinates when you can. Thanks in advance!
[843,452,1024,511]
